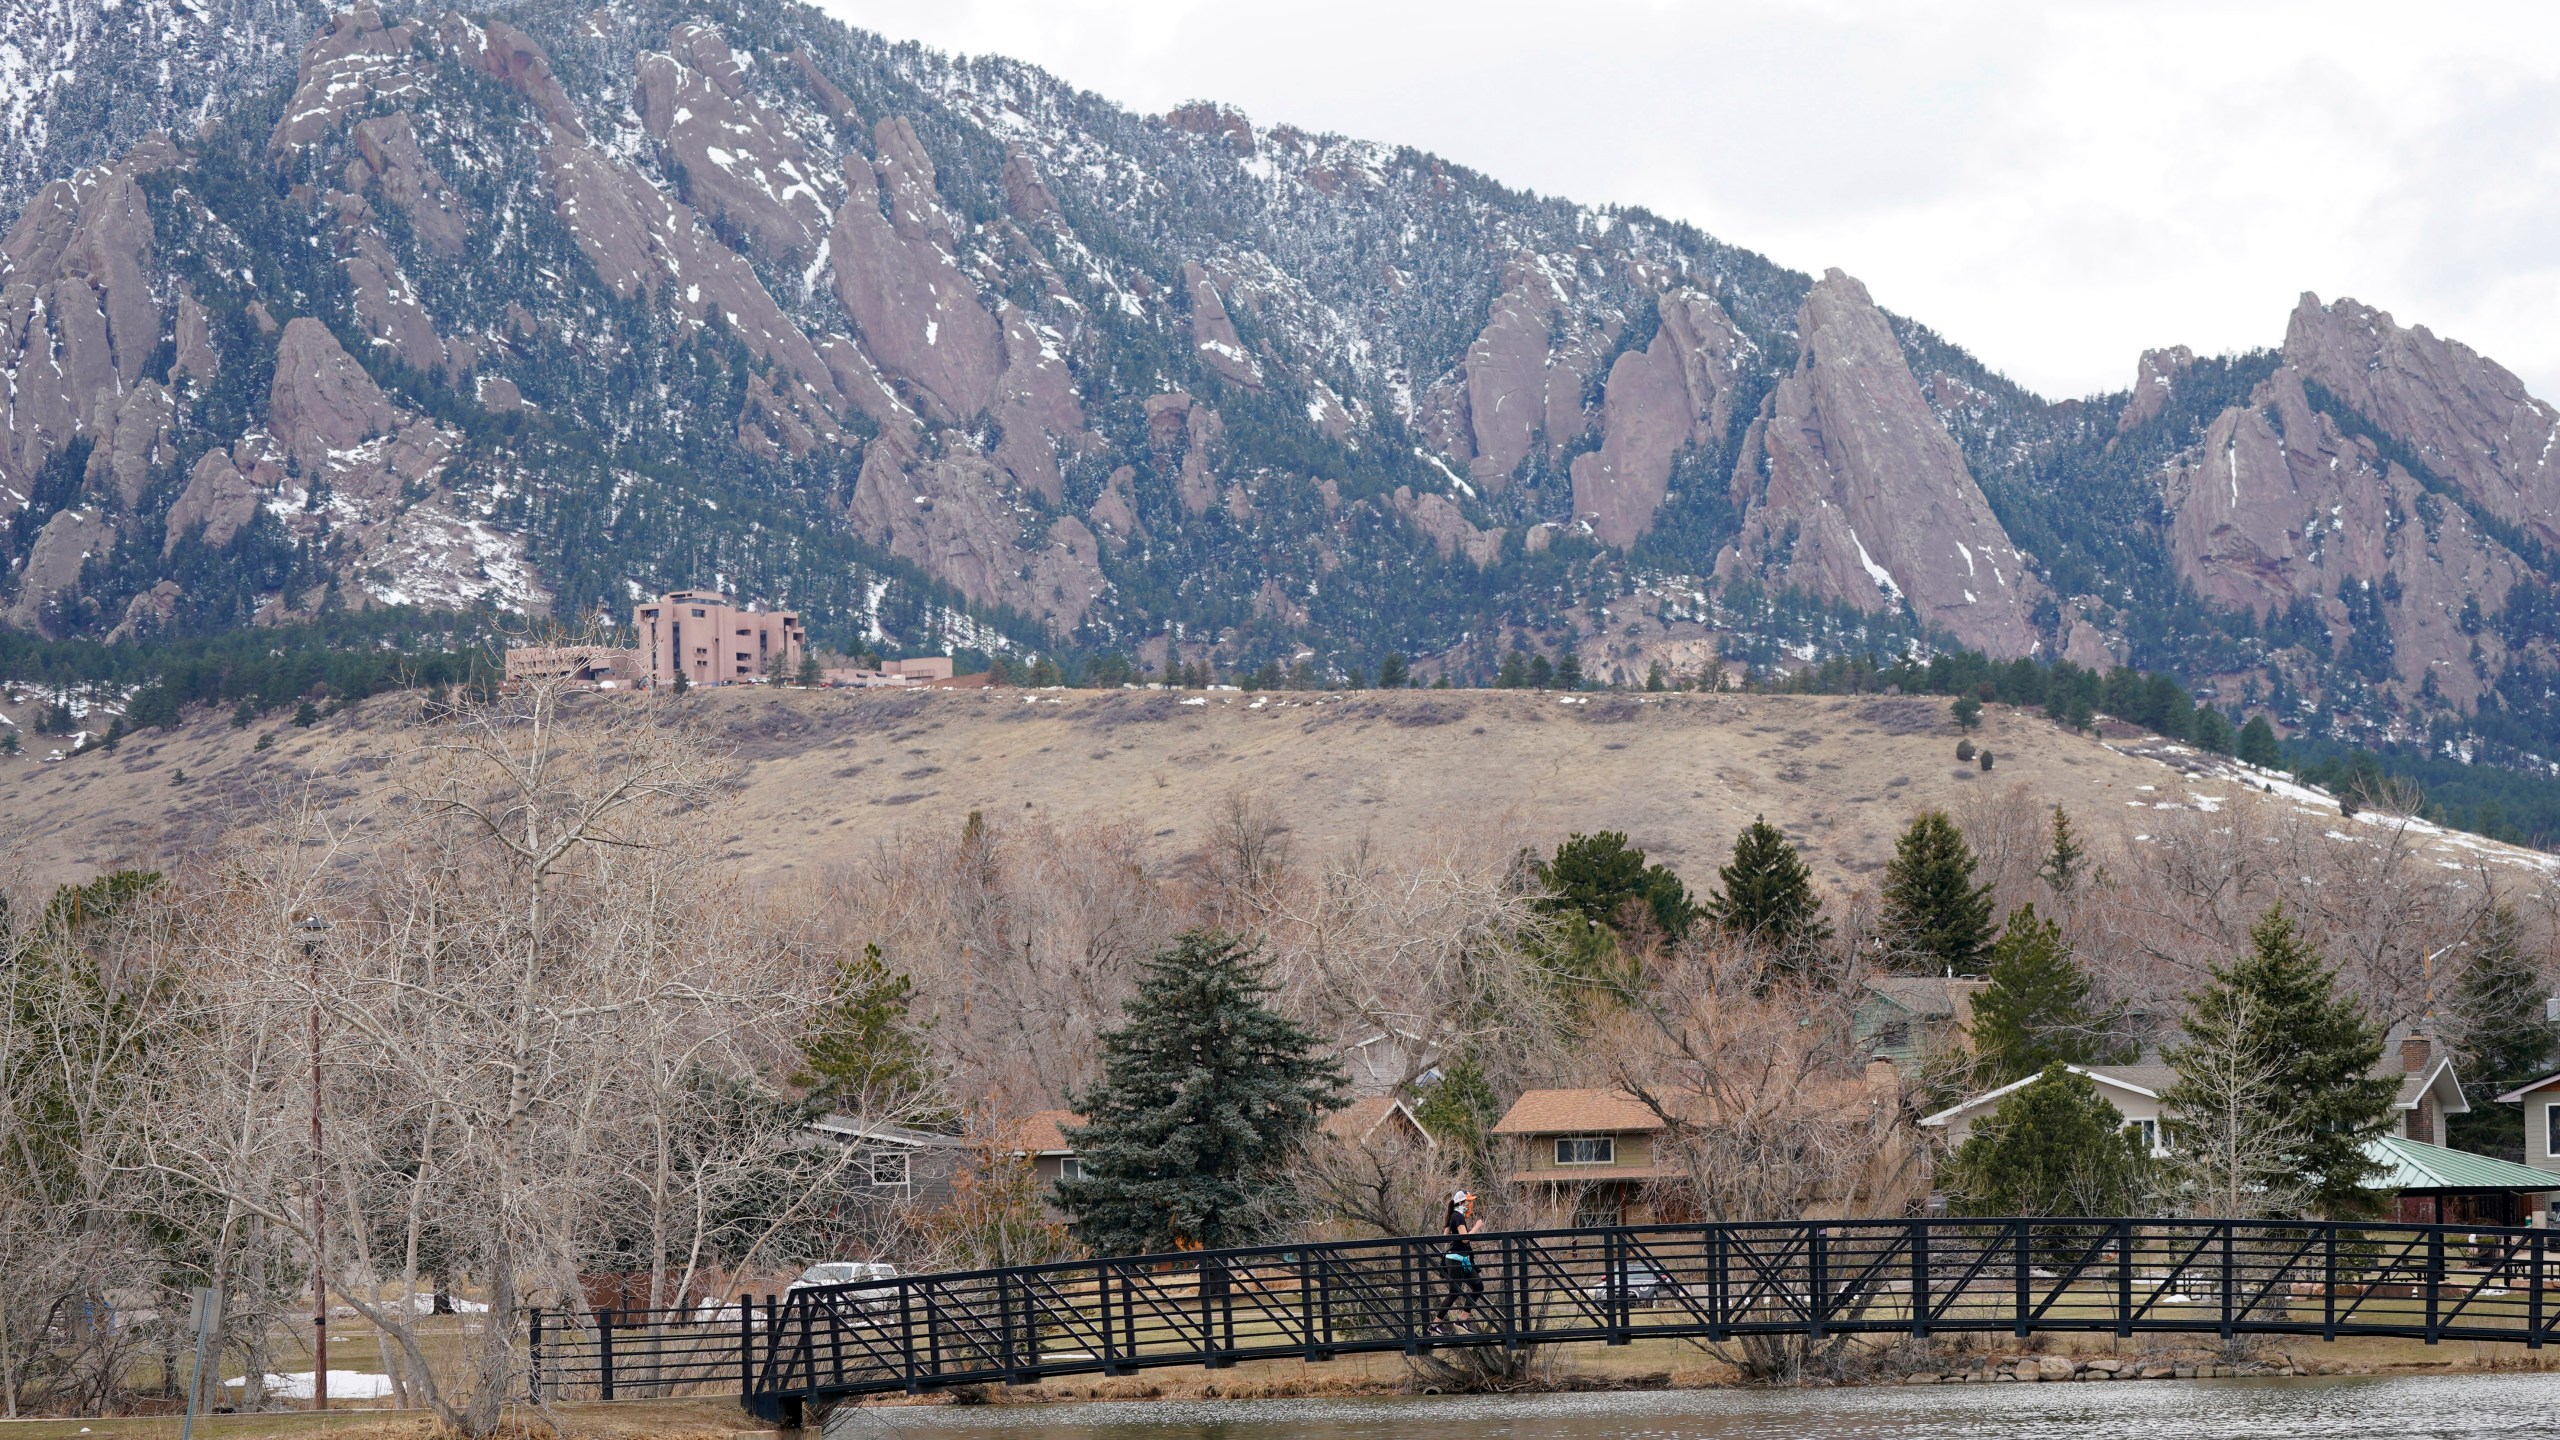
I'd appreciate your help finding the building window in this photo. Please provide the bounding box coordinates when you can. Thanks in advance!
[2546,1102,2559,1158]
[690,608,706,617]
[1876,1020,1911,1050]
[1059,1156,1084,1182]
[2129,1119,2160,1154]
[1555,1136,1615,1166]
[868,1150,911,1187]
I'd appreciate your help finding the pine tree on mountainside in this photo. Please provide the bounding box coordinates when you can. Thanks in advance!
[2446,905,2558,1159]
[2191,705,2235,756]
[1944,1064,2153,1220]
[2162,904,2396,1219]
[1970,904,2125,1083]
[1702,816,1832,958]
[2237,714,2281,768]
[2037,805,2090,898]
[1881,810,1997,975]
[1056,932,1346,1254]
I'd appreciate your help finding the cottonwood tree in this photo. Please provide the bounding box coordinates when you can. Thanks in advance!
[1598,935,1920,1379]
[834,810,1177,1116]
[0,871,184,1417]
[152,673,843,1436]
[1256,829,1563,1103]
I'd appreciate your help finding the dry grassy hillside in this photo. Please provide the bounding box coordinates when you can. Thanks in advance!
[2,685,2548,897]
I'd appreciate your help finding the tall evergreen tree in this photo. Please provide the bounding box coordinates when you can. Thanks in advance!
[1944,1064,2153,1219]
[2236,714,2281,768]
[1702,817,1832,953]
[1881,810,1996,975]
[2036,805,2090,898]
[1970,905,2124,1083]
[1535,831,1695,941]
[1412,1050,1503,1183]
[2447,905,2558,1159]
[2161,904,2396,1218]
[2190,705,2236,756]
[793,943,940,1120]
[1056,932,1346,1254]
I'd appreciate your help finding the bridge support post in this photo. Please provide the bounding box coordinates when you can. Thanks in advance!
[2532,1232,2546,1350]
[2115,1220,2133,1338]
[2219,1227,2235,1340]
[900,1282,921,1394]
[1806,1226,1826,1341]
[2323,1227,2338,1341]
[2012,1220,2030,1339]
[1401,1241,1421,1355]
[1708,1227,1727,1342]
[2426,1230,2443,1345]
[1909,1222,1929,1338]
[1605,1230,1630,1346]
[1501,1235,1523,1352]
[1300,1250,1331,1362]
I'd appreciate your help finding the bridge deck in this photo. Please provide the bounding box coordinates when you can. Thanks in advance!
[734,1218,2560,1421]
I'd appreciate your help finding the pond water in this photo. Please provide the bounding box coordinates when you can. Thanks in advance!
[829,1371,2560,1439]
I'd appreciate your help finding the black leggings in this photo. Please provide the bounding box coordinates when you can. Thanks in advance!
[1439,1259,1485,1319]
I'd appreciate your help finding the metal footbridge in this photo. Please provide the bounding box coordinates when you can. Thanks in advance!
[620,1218,2560,1422]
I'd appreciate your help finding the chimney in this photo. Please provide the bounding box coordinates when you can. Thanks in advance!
[2402,1032,2433,1073]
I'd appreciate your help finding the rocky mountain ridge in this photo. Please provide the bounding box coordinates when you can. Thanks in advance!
[5,0,2560,773]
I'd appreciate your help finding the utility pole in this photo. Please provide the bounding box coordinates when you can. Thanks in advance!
[300,913,334,1410]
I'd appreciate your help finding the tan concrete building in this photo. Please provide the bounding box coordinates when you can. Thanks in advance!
[635,591,804,687]
[501,643,645,690]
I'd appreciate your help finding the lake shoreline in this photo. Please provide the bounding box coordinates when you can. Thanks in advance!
[847,1338,2555,1412]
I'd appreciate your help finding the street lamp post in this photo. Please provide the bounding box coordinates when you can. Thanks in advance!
[299,914,334,1411]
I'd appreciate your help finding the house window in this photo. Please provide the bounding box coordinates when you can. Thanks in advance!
[1876,1020,1911,1050]
[690,608,706,617]
[2129,1119,2160,1154]
[868,1150,911,1187]
[1059,1156,1084,1182]
[2546,1102,2560,1158]
[1555,1136,1615,1166]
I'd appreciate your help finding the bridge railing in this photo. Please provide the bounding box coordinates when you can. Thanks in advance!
[528,1301,758,1401]
[741,1217,2560,1416]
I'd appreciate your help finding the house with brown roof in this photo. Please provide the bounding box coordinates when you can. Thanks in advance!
[1319,1095,1434,1149]
[1490,1089,1681,1226]
[1001,1109,1088,1190]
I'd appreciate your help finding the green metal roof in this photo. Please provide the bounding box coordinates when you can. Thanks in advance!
[2364,1135,2560,1193]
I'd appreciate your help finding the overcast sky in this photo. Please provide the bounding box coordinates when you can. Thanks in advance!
[812,0,2560,403]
